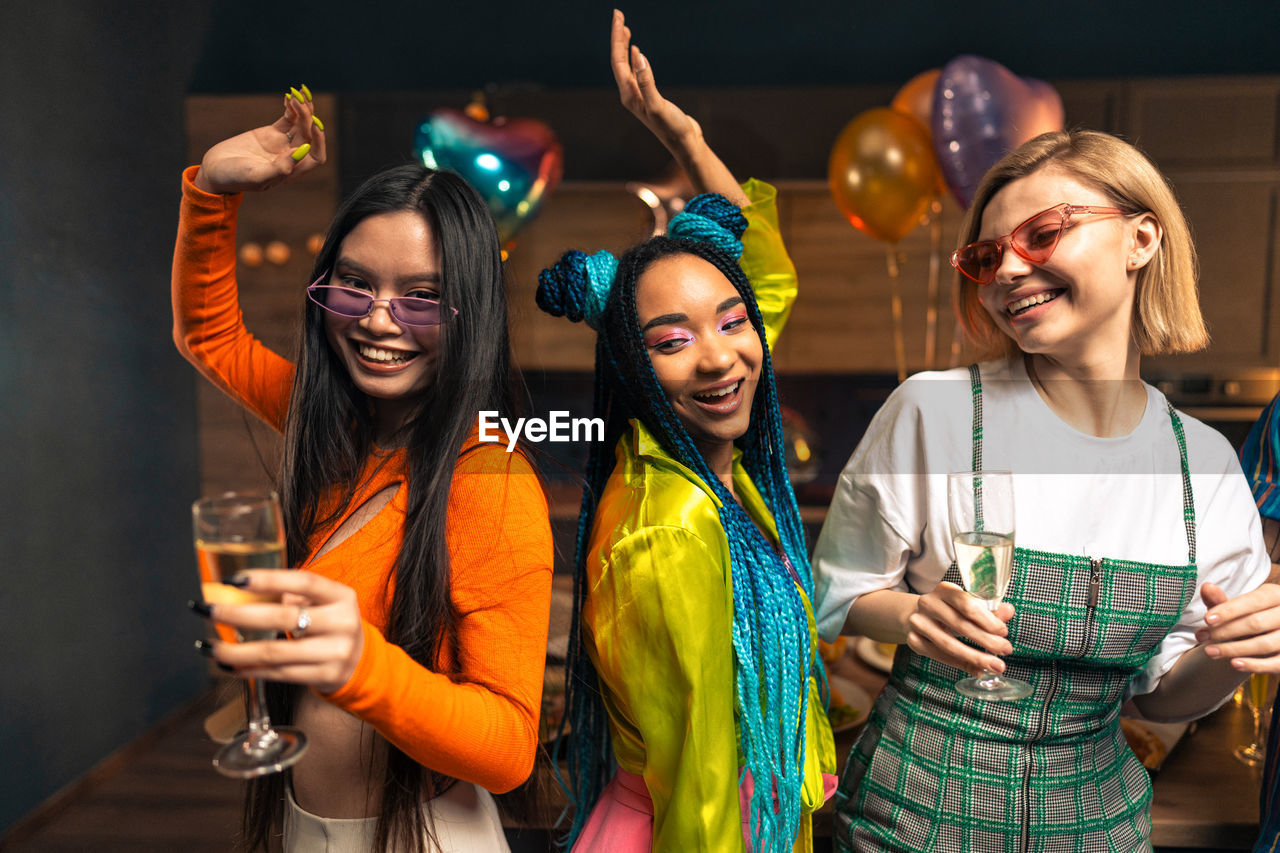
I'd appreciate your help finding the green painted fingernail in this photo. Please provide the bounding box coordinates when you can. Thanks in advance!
[300,84,313,102]
[291,143,311,162]
[290,87,303,102]
[285,91,293,101]
[311,115,324,131]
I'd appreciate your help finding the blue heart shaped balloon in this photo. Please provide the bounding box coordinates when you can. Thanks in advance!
[414,107,564,251]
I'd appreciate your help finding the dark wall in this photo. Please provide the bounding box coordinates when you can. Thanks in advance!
[189,0,1280,93]
[0,3,211,834]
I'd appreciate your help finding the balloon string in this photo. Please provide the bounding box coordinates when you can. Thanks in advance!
[886,245,906,383]
[924,198,943,369]
[949,271,965,368]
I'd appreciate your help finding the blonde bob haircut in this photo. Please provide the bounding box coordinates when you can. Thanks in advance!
[956,130,1208,360]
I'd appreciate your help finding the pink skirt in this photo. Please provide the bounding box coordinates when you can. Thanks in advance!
[571,769,837,852]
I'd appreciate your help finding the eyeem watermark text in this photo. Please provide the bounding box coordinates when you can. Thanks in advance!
[478,411,604,452]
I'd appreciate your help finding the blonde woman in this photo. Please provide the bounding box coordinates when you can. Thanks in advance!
[813,130,1276,851]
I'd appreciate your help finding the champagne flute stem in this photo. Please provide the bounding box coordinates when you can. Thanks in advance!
[975,668,1002,689]
[244,678,280,753]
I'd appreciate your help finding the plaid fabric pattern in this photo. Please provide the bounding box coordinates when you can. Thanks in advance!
[834,368,1198,853]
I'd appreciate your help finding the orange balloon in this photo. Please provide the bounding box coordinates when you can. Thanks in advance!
[891,69,949,199]
[891,69,940,129]
[828,108,941,243]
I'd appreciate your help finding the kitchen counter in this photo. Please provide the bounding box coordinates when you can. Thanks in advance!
[1148,693,1263,849]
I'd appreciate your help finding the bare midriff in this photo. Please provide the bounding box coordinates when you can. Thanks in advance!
[291,690,388,817]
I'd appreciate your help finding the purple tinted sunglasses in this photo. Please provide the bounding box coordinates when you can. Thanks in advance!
[307,273,457,327]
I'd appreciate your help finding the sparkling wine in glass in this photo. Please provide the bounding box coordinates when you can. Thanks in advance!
[947,471,1033,701]
[193,490,307,777]
[1235,671,1274,766]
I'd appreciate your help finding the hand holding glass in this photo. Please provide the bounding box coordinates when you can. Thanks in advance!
[947,471,1033,701]
[193,490,308,777]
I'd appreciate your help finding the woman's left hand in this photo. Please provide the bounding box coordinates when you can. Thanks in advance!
[1196,581,1280,672]
[203,570,364,694]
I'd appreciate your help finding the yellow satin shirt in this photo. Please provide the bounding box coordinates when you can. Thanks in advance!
[580,180,835,851]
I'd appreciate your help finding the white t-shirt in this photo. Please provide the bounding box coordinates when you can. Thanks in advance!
[812,359,1269,697]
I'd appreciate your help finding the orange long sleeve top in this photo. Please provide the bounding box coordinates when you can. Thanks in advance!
[172,166,553,793]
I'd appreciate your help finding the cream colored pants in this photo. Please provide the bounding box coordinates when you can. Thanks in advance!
[284,782,510,852]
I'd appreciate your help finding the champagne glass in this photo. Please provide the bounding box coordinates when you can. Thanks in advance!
[947,471,1033,701]
[193,490,308,777]
[1235,671,1274,766]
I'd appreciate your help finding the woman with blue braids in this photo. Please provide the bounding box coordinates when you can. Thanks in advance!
[532,12,836,851]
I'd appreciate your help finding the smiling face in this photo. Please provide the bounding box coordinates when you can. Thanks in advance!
[321,209,443,427]
[635,253,763,463]
[975,165,1157,370]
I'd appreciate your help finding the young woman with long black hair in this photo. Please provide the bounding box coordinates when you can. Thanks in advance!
[173,89,552,851]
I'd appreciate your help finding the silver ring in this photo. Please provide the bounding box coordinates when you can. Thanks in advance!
[285,130,294,144]
[294,607,312,637]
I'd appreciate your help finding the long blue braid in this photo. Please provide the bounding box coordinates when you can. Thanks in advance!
[537,199,818,850]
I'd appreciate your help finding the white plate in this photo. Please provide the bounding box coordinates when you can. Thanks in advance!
[1120,718,1189,771]
[854,637,897,673]
[827,675,872,734]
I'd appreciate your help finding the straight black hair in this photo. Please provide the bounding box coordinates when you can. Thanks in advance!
[243,165,519,852]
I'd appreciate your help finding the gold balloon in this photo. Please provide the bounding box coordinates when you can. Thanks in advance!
[828,107,941,243]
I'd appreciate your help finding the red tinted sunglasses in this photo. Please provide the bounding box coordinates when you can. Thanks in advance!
[950,203,1128,285]
[306,273,457,327]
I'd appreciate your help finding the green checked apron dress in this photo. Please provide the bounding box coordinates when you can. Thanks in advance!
[834,365,1200,853]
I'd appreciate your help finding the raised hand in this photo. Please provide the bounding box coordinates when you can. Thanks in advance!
[200,569,364,695]
[611,10,701,155]
[194,86,328,194]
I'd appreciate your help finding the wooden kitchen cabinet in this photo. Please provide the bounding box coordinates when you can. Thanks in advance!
[185,76,1280,496]
[1122,76,1280,372]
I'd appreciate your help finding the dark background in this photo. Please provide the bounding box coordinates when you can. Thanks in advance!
[3,0,1279,835]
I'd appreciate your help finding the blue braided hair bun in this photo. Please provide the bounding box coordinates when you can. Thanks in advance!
[537,192,745,330]
[536,249,618,331]
[668,192,748,260]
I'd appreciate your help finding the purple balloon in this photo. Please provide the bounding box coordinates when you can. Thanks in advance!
[931,55,1064,209]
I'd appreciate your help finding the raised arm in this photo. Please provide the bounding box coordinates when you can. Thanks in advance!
[172,92,327,430]
[611,11,796,343]
[611,9,748,206]
[737,179,796,347]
